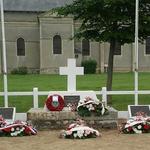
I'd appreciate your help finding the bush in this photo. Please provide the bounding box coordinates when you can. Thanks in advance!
[11,67,28,75]
[81,59,97,74]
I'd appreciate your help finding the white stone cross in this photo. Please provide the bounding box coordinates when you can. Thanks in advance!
[59,58,84,91]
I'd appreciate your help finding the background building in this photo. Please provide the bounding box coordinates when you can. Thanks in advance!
[0,0,150,74]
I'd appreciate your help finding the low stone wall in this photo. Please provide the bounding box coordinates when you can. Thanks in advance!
[27,107,118,130]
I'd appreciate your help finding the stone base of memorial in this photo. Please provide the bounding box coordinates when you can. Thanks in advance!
[27,107,118,130]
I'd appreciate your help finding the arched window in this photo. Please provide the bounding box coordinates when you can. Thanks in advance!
[17,38,25,56]
[82,39,90,56]
[53,35,62,54]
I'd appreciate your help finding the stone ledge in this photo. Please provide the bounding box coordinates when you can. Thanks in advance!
[27,107,118,130]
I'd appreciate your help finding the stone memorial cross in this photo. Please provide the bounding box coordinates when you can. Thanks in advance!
[59,58,84,91]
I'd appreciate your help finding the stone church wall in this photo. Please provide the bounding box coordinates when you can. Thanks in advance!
[138,43,150,71]
[0,12,40,73]
[39,17,74,73]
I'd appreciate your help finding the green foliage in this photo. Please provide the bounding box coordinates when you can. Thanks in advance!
[78,103,108,117]
[54,0,150,44]
[10,68,18,74]
[78,106,91,117]
[81,59,97,74]
[11,67,28,75]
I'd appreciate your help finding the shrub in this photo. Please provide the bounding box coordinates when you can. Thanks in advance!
[11,67,28,75]
[11,68,18,74]
[81,59,97,74]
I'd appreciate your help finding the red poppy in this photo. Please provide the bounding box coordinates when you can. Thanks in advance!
[144,124,150,130]
[128,126,132,131]
[3,127,11,132]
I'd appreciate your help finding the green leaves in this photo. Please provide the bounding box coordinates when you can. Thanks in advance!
[54,0,150,44]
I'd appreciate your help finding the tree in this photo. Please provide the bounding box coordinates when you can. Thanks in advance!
[54,0,150,94]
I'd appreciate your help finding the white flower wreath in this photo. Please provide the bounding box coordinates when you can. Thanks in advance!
[60,119,100,139]
[77,97,107,117]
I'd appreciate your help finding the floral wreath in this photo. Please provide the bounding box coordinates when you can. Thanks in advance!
[60,118,100,139]
[0,116,37,137]
[120,112,150,134]
[45,94,64,111]
[77,97,108,117]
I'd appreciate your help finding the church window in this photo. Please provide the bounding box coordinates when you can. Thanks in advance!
[82,39,90,56]
[74,40,81,54]
[114,41,121,55]
[146,37,150,55]
[17,38,25,56]
[53,35,62,54]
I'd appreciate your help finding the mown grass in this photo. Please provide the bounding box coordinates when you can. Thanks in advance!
[0,72,150,112]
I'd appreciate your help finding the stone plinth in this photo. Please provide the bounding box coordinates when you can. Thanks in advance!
[27,107,118,130]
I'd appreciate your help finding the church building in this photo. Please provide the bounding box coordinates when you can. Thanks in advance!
[0,0,150,74]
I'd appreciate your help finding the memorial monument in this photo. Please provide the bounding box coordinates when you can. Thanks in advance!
[27,58,118,130]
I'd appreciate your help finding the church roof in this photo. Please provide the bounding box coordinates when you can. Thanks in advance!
[3,0,72,12]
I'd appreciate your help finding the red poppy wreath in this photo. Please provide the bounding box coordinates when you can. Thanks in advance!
[45,94,64,111]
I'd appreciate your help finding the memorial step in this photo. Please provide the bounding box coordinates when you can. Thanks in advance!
[27,107,118,130]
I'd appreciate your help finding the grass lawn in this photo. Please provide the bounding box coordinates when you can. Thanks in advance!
[0,72,150,112]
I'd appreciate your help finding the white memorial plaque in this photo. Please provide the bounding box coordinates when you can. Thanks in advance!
[52,96,59,102]
[128,105,150,118]
[52,96,59,107]
[0,107,16,122]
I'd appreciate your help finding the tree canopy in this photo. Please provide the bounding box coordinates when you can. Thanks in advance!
[55,0,150,44]
[54,0,150,94]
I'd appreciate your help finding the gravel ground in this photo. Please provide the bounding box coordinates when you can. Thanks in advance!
[0,130,150,150]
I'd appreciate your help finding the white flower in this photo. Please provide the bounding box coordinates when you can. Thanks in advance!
[85,130,91,135]
[89,106,94,111]
[11,133,14,136]
[17,130,22,134]
[133,127,142,134]
[73,133,77,138]
[66,130,72,135]
[15,131,19,135]
[13,132,18,136]
[95,131,100,136]
[89,104,93,108]
[101,104,105,115]
[86,105,90,108]
[22,127,25,130]
[84,133,87,136]
[11,132,18,136]
[20,127,25,132]
[77,130,84,138]
[137,125,142,129]
[16,127,20,131]
[11,128,15,132]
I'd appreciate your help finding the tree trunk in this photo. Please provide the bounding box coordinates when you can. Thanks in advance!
[106,39,116,103]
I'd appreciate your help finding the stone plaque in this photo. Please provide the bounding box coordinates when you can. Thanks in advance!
[64,95,80,107]
[128,105,150,117]
[0,107,16,121]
